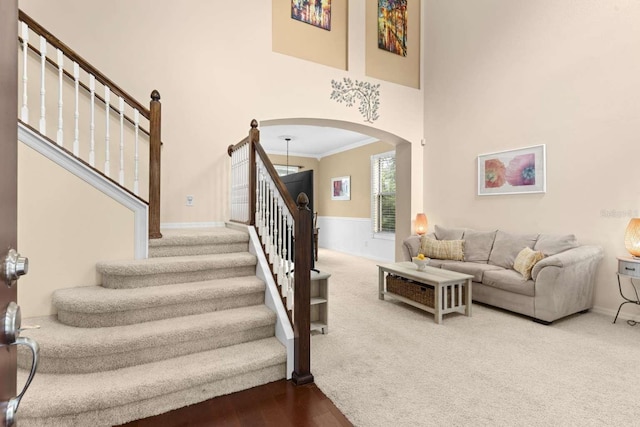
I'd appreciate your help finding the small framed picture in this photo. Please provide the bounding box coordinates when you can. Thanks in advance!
[331,176,350,200]
[477,144,546,196]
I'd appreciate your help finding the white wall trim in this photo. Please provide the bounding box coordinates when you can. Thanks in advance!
[247,226,294,379]
[317,216,394,262]
[265,135,378,160]
[18,123,148,259]
[160,221,226,230]
[592,305,640,323]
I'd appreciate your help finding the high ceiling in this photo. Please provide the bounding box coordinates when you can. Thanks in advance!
[259,125,377,159]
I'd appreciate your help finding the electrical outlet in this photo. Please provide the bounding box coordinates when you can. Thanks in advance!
[186,195,194,207]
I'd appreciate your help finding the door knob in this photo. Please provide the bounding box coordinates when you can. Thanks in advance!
[1,302,20,345]
[0,337,40,427]
[2,249,28,287]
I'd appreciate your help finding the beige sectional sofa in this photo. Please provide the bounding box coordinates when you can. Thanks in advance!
[402,225,604,324]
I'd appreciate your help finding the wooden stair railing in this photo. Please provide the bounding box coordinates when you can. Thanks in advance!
[228,120,313,385]
[17,10,162,239]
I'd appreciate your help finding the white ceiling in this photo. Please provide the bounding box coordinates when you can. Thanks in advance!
[259,125,378,159]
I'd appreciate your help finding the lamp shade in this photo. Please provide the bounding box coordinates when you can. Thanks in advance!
[415,213,428,235]
[625,218,640,258]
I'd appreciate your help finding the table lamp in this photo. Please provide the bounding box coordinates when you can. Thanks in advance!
[415,213,428,235]
[624,218,640,258]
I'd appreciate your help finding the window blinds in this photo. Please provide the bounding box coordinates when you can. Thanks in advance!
[371,151,396,234]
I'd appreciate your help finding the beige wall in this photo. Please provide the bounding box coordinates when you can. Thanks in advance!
[317,141,394,218]
[423,0,640,318]
[273,0,348,70]
[18,143,135,318]
[19,0,425,229]
[366,0,420,88]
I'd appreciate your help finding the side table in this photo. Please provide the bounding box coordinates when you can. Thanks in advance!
[614,256,640,324]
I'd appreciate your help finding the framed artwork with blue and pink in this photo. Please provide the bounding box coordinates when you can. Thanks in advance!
[477,145,546,196]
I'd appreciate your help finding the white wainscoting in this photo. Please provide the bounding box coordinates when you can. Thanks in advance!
[316,216,395,262]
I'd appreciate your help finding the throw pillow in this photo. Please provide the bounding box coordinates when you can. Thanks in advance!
[488,230,539,269]
[420,236,464,261]
[513,247,545,280]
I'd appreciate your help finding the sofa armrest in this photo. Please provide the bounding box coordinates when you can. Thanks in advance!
[531,245,604,281]
[531,245,604,322]
[402,235,422,261]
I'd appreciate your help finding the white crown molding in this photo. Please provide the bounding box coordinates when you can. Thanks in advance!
[265,136,378,160]
[18,123,148,259]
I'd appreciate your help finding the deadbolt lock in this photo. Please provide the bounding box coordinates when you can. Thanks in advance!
[2,249,28,287]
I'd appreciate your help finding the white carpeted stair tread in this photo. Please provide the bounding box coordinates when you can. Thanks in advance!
[54,276,265,314]
[18,337,286,420]
[97,252,256,276]
[21,305,275,358]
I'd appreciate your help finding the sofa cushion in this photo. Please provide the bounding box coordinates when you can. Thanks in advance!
[434,225,465,241]
[420,237,464,261]
[463,230,497,263]
[488,231,539,269]
[534,234,578,256]
[482,269,535,297]
[441,261,503,283]
[513,247,545,280]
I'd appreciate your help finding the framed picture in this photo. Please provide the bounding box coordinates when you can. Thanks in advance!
[331,176,350,200]
[478,144,546,196]
[291,0,331,31]
[377,0,407,57]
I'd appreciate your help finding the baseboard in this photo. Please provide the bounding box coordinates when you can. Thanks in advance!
[160,221,226,230]
[592,305,640,323]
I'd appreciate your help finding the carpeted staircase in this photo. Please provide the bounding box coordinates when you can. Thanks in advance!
[17,227,287,427]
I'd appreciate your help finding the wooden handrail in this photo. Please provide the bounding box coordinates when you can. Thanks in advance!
[18,10,150,119]
[19,39,152,137]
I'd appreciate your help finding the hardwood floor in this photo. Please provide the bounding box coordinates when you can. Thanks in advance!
[118,380,353,427]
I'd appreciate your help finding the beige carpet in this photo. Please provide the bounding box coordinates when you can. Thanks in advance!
[312,248,640,427]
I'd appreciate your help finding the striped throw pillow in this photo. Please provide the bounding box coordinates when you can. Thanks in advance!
[420,236,464,261]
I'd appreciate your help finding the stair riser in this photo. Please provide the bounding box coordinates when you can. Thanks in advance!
[102,266,256,289]
[56,292,265,327]
[18,363,286,427]
[19,325,275,374]
[149,242,248,258]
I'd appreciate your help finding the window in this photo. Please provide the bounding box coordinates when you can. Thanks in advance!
[371,151,396,235]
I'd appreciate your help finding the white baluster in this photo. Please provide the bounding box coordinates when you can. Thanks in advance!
[104,86,110,177]
[20,22,29,123]
[255,172,261,228]
[89,75,96,166]
[56,49,63,145]
[133,109,140,195]
[73,62,80,156]
[39,36,47,134]
[118,97,125,186]
[272,201,281,281]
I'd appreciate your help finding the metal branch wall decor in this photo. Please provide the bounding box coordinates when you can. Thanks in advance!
[330,78,380,123]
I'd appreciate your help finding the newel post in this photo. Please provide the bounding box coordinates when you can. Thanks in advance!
[248,119,259,226]
[149,90,162,239]
[292,193,314,385]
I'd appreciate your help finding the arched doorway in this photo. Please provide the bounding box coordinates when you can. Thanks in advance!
[260,118,411,261]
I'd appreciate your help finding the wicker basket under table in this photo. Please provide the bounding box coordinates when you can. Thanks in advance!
[386,274,466,309]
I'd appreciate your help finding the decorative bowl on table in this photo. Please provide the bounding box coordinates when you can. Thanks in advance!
[412,255,430,271]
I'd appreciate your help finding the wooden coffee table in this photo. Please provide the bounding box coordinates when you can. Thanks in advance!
[378,262,473,324]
